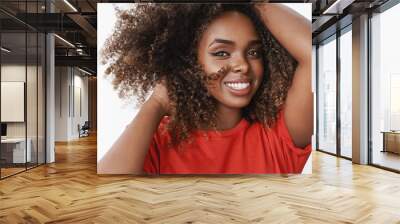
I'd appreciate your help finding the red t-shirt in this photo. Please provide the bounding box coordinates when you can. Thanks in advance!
[143,111,312,174]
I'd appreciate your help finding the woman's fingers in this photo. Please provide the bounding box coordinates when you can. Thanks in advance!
[150,82,171,116]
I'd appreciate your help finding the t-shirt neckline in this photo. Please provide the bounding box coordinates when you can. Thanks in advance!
[193,119,250,137]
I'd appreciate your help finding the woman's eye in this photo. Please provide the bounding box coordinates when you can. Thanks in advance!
[211,51,230,57]
[248,49,261,58]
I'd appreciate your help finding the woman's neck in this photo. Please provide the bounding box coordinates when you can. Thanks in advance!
[215,105,242,130]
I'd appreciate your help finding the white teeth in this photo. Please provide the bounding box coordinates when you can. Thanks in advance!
[224,82,250,90]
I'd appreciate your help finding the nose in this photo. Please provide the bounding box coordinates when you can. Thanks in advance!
[231,54,249,75]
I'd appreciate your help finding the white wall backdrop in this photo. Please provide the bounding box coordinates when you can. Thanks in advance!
[97,3,312,173]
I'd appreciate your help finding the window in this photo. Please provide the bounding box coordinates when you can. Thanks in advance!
[370,2,400,171]
[339,27,352,158]
[317,35,337,155]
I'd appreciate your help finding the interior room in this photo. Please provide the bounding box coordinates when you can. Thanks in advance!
[0,0,399,223]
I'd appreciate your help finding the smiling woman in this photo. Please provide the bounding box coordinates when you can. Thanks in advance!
[99,3,312,175]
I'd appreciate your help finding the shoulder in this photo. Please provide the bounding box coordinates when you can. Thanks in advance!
[250,111,312,159]
[250,111,298,148]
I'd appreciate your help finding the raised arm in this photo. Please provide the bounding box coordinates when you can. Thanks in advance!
[255,3,313,148]
[98,84,169,174]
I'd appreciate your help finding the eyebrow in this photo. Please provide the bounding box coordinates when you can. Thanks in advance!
[208,39,234,47]
[248,40,262,46]
[208,38,262,48]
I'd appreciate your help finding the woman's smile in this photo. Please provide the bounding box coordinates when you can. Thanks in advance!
[223,78,252,96]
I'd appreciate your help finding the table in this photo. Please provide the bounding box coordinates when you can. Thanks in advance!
[1,138,31,163]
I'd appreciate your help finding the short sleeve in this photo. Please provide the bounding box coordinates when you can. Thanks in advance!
[142,116,170,174]
[270,110,312,173]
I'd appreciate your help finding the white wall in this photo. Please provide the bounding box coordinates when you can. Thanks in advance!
[73,73,89,137]
[54,67,89,141]
[98,4,136,162]
[55,66,68,141]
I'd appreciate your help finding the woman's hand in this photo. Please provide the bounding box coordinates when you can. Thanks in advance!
[253,3,311,64]
[148,81,171,116]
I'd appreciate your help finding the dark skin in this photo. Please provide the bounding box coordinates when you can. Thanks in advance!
[98,4,312,174]
[197,11,264,130]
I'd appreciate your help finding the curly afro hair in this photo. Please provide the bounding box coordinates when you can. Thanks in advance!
[101,3,297,146]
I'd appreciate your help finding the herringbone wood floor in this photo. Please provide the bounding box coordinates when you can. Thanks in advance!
[1,134,400,224]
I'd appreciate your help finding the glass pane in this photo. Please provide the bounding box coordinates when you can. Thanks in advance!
[0,1,46,178]
[1,31,27,177]
[38,33,45,165]
[371,3,400,171]
[27,31,38,169]
[318,36,337,154]
[340,29,352,158]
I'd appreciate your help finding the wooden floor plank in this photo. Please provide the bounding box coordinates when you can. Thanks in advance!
[0,134,399,223]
